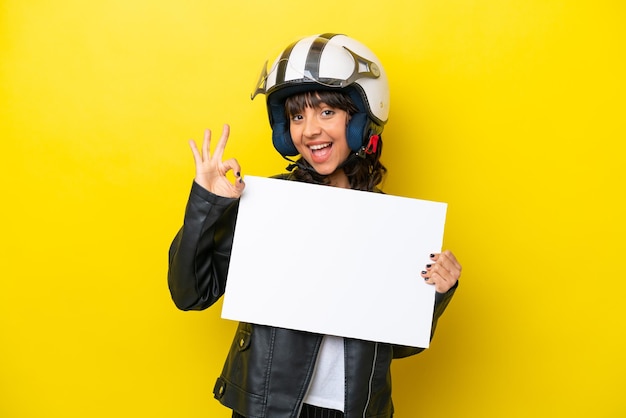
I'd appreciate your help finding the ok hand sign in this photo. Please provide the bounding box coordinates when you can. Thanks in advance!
[189,124,245,198]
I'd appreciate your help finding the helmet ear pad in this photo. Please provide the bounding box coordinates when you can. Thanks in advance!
[272,111,373,158]
[346,112,370,152]
[272,121,299,157]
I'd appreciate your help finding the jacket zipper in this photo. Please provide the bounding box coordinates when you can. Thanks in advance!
[362,342,379,418]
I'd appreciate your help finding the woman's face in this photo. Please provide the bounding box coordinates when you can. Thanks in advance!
[289,102,351,179]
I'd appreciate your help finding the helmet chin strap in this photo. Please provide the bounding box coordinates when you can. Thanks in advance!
[284,157,303,173]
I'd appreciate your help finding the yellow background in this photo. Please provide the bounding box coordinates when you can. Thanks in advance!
[1,0,624,417]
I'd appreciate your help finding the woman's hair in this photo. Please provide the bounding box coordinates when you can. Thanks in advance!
[284,90,387,191]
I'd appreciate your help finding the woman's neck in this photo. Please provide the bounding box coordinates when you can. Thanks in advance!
[328,169,350,189]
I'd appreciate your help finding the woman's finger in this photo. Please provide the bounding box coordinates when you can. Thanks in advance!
[189,139,202,166]
[441,250,462,271]
[202,128,212,161]
[221,158,242,178]
[431,251,462,278]
[212,124,231,161]
[421,250,461,293]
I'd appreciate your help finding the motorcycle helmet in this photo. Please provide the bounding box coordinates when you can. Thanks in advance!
[251,33,390,157]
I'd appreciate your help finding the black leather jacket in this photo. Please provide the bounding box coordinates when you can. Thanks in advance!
[168,180,457,418]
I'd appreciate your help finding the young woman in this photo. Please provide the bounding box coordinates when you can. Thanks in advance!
[168,33,462,418]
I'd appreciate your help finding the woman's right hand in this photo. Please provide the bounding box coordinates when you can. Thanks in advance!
[189,124,245,198]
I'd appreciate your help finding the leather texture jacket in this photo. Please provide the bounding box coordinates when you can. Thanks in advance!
[168,179,457,418]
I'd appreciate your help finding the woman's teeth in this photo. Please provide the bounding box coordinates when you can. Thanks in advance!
[309,143,331,151]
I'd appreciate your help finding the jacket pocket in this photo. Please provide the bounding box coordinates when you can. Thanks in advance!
[215,323,268,417]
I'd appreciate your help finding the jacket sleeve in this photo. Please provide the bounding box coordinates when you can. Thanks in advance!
[168,181,240,311]
[392,281,459,358]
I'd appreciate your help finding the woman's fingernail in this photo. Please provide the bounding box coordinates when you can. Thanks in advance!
[430,253,435,259]
[426,264,432,269]
[236,172,241,177]
[421,271,428,275]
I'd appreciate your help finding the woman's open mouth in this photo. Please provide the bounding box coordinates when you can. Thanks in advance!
[309,142,333,163]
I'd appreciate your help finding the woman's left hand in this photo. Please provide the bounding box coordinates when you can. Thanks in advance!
[421,250,462,293]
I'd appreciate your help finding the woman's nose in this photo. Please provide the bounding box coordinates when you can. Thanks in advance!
[303,117,321,137]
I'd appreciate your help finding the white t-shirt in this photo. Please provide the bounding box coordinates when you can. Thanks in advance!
[303,335,345,412]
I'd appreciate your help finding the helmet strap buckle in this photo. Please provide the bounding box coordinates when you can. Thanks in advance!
[357,134,379,158]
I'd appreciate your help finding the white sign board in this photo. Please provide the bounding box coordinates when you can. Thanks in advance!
[221,176,447,347]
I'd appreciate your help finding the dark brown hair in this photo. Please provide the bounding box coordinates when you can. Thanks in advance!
[284,91,387,191]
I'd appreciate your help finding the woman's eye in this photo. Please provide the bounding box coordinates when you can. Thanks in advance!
[321,109,335,117]
[291,114,303,121]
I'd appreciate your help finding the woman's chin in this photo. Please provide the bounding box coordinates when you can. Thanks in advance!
[310,163,337,176]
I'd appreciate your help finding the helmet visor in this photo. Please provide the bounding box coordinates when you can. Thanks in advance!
[251,46,381,100]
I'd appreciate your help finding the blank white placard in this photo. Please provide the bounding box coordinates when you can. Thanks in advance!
[221,176,447,347]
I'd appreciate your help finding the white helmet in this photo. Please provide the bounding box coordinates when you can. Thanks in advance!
[252,33,390,157]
